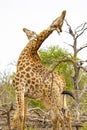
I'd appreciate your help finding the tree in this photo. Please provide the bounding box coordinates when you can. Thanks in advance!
[64,20,87,121]
[39,46,74,90]
[39,20,87,122]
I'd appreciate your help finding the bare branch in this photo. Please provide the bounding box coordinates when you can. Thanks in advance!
[77,43,87,53]
[75,22,87,33]
[53,57,87,73]
[65,19,75,37]
[0,88,6,96]
[78,85,87,101]
[64,42,74,48]
[78,60,87,63]
[76,27,87,39]
[29,107,49,117]
[42,56,87,83]
[75,23,84,32]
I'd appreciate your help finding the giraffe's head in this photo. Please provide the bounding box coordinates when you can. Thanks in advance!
[23,28,37,41]
[50,10,66,34]
[61,10,66,17]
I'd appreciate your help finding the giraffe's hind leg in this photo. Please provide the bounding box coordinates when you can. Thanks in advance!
[66,111,72,130]
[58,112,66,130]
[11,106,18,129]
[18,93,25,130]
[52,118,58,130]
[11,92,25,130]
[11,96,19,130]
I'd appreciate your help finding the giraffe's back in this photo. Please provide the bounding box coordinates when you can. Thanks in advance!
[13,57,66,110]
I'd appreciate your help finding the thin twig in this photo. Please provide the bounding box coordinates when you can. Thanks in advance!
[76,27,87,39]
[64,42,74,48]
[77,43,87,53]
[65,19,74,37]
[75,22,87,33]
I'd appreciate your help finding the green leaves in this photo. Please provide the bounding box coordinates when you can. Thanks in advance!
[81,122,87,130]
[39,46,74,90]
[28,99,44,109]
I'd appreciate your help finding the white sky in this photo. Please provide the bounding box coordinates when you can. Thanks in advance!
[0,0,87,72]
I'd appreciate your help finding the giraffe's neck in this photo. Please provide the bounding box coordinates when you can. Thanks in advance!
[17,26,54,66]
[17,27,54,70]
[36,27,54,49]
[26,26,54,53]
[23,10,66,55]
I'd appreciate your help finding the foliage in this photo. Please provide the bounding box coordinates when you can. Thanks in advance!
[39,46,69,66]
[28,99,44,109]
[80,92,87,113]
[39,46,74,90]
[39,46,87,91]
[78,71,87,89]
[81,122,87,130]
[24,127,34,130]
[0,71,15,105]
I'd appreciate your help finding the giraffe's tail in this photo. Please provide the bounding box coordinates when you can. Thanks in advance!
[62,90,75,99]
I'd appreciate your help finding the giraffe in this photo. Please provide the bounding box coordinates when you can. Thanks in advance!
[12,10,72,130]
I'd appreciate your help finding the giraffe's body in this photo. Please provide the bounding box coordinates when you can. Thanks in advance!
[12,10,72,130]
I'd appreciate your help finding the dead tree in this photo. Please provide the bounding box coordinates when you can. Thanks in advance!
[64,20,87,122]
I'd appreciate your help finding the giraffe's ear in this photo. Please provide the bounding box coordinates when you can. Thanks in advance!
[62,90,75,99]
